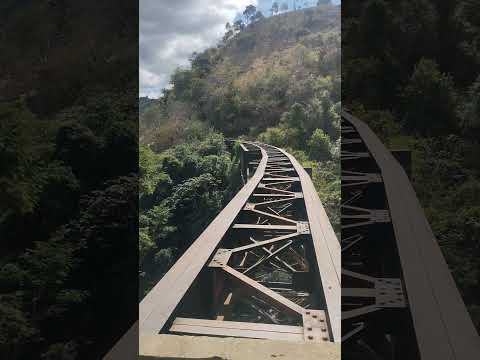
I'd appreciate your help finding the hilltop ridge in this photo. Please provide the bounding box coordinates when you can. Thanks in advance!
[140,5,340,148]
[220,5,339,68]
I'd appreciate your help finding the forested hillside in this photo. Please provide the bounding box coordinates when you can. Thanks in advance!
[140,4,341,296]
[343,0,480,330]
[140,5,339,146]
[0,1,137,359]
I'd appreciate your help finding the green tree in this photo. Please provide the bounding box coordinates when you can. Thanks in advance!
[234,19,245,32]
[258,127,289,147]
[271,2,279,15]
[139,145,171,198]
[459,75,480,139]
[308,128,332,161]
[281,103,307,130]
[402,58,457,136]
[0,100,49,218]
[243,5,257,23]
[359,0,391,57]
[167,174,225,247]
[0,299,38,358]
[171,69,194,101]
[139,203,175,265]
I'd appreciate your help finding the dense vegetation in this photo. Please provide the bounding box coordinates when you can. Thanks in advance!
[343,0,480,329]
[140,4,341,295]
[139,129,242,296]
[0,1,137,359]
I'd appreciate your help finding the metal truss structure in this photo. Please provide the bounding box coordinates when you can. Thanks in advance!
[106,112,480,360]
[136,141,340,347]
[341,110,480,360]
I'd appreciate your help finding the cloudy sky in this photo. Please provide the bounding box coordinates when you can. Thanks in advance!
[140,0,339,98]
[140,0,257,98]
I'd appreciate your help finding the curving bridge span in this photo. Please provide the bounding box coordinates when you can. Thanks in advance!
[106,113,479,359]
[139,141,341,344]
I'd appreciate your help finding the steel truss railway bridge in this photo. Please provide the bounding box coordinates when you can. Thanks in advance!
[140,141,341,344]
[106,111,479,359]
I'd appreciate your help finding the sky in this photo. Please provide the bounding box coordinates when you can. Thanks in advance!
[140,0,340,98]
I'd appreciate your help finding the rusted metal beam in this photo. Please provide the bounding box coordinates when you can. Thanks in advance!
[243,240,295,274]
[232,224,298,231]
[222,265,305,316]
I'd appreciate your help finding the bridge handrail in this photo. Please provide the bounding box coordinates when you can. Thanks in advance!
[342,110,480,359]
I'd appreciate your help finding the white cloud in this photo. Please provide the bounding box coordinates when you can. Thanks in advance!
[140,0,257,98]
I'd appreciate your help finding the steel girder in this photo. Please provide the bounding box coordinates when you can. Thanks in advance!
[137,141,340,345]
[341,110,480,360]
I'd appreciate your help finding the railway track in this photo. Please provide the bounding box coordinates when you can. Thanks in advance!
[341,110,480,359]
